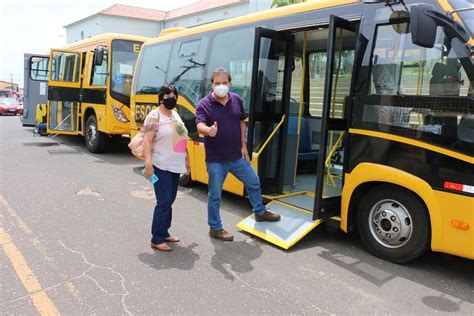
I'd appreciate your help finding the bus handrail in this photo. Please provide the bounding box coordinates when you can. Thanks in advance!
[254,114,286,158]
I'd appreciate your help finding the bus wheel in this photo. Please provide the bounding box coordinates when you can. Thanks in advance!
[357,186,430,264]
[179,173,194,187]
[85,115,106,153]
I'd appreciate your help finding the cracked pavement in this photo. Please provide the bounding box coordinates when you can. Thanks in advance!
[1,116,473,314]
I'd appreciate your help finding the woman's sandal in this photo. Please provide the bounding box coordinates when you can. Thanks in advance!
[165,236,180,242]
[151,242,172,252]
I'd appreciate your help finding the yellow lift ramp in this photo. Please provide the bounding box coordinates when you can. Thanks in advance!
[236,192,325,250]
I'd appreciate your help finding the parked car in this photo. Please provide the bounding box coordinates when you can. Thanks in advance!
[0,97,23,115]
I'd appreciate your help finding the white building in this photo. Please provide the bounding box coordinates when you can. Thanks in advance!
[64,0,273,44]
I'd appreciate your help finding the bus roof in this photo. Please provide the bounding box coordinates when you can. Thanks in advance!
[61,33,148,51]
[145,0,360,45]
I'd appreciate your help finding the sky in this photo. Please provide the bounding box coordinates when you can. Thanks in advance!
[0,0,198,87]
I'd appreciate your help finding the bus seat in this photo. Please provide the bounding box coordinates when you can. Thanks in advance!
[457,115,474,143]
[288,116,318,162]
[429,63,447,96]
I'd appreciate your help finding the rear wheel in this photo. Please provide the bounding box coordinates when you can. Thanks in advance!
[357,186,430,264]
[85,115,107,153]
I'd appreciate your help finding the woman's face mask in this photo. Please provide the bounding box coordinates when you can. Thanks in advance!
[213,84,229,98]
[162,97,177,110]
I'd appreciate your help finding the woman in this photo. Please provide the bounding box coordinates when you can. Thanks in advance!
[143,84,189,252]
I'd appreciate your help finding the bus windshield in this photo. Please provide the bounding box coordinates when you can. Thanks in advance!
[110,40,142,97]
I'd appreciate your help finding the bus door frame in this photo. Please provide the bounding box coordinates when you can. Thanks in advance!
[47,48,83,135]
[313,15,360,220]
[248,27,294,194]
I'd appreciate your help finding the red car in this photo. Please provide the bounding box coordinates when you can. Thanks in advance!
[0,97,23,115]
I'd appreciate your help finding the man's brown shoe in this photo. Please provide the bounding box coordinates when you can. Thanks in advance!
[209,229,234,241]
[255,210,281,222]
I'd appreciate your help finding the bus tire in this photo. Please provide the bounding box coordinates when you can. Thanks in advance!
[85,115,107,153]
[357,185,430,264]
[179,172,194,187]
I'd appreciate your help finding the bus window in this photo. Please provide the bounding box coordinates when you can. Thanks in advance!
[51,52,80,83]
[111,40,142,97]
[167,37,208,104]
[30,57,49,81]
[134,43,172,95]
[206,27,254,111]
[91,48,108,86]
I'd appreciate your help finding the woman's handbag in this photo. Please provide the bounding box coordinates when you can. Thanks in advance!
[128,132,145,159]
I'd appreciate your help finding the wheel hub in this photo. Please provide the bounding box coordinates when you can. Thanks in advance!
[87,123,96,145]
[369,200,413,248]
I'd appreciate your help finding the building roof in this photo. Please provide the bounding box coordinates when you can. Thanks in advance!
[99,4,167,21]
[64,0,249,27]
[166,0,248,20]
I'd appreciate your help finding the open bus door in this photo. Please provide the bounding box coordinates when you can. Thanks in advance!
[22,54,49,127]
[46,49,82,135]
[238,17,359,249]
[313,16,358,221]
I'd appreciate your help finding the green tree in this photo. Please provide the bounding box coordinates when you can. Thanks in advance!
[271,0,306,8]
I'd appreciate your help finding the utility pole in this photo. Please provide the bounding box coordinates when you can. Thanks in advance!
[10,74,14,90]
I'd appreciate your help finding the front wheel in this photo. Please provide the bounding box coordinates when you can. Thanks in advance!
[85,115,107,153]
[357,186,430,264]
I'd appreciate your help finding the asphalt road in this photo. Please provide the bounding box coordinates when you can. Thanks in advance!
[1,116,473,315]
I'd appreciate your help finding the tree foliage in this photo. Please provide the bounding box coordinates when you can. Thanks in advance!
[271,0,306,8]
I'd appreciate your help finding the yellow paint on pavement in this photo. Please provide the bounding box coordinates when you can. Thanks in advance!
[0,194,60,315]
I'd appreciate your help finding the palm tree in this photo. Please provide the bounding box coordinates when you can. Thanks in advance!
[271,0,306,8]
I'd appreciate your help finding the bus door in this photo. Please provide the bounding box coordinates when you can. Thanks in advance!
[47,49,82,135]
[23,54,49,127]
[247,27,294,194]
[313,16,358,220]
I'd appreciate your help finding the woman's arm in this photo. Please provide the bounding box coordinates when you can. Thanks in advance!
[143,131,155,178]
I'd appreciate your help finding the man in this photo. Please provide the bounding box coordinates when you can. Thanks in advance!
[196,67,280,242]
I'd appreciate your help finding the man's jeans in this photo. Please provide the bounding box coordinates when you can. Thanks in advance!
[206,158,266,230]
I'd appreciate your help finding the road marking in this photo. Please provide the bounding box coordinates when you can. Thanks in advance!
[0,227,59,315]
[0,194,60,315]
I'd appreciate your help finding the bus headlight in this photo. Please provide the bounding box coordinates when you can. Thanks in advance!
[112,105,129,123]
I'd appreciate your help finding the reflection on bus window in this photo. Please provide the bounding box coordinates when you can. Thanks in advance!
[91,48,108,86]
[111,40,141,97]
[206,27,254,111]
[167,37,208,104]
[51,52,80,83]
[134,43,172,95]
[371,23,471,97]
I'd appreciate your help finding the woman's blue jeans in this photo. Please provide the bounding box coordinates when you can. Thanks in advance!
[206,158,266,230]
[151,166,180,244]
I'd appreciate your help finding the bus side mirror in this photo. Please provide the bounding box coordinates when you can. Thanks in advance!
[94,47,105,66]
[410,4,437,48]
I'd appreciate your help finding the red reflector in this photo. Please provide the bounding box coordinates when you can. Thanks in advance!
[451,220,469,230]
[444,182,463,191]
[193,141,200,145]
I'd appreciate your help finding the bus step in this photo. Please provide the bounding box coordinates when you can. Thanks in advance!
[236,199,323,250]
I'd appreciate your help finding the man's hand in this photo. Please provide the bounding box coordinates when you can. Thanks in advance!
[208,121,218,137]
[241,145,250,162]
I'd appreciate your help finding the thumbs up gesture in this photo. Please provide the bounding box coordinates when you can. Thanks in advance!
[208,121,218,137]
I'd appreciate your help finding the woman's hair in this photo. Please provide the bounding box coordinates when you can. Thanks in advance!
[158,83,178,103]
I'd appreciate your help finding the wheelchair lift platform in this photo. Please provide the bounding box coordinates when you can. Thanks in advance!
[236,193,323,249]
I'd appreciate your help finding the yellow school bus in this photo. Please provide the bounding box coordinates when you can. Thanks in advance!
[130,0,473,263]
[45,33,147,152]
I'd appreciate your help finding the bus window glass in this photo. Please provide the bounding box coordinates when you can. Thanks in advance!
[111,40,142,97]
[359,22,474,154]
[30,57,49,81]
[134,43,172,94]
[206,27,254,111]
[167,37,208,104]
[370,23,471,97]
[51,52,80,82]
[91,48,108,86]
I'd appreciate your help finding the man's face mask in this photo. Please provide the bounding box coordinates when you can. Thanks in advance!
[213,84,229,98]
[163,97,177,110]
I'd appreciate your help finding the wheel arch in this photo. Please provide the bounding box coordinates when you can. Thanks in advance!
[342,163,441,250]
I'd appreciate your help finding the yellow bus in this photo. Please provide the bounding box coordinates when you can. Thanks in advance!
[130,0,473,263]
[45,33,147,152]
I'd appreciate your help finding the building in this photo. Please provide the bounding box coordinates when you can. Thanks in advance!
[0,80,19,91]
[64,0,272,43]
